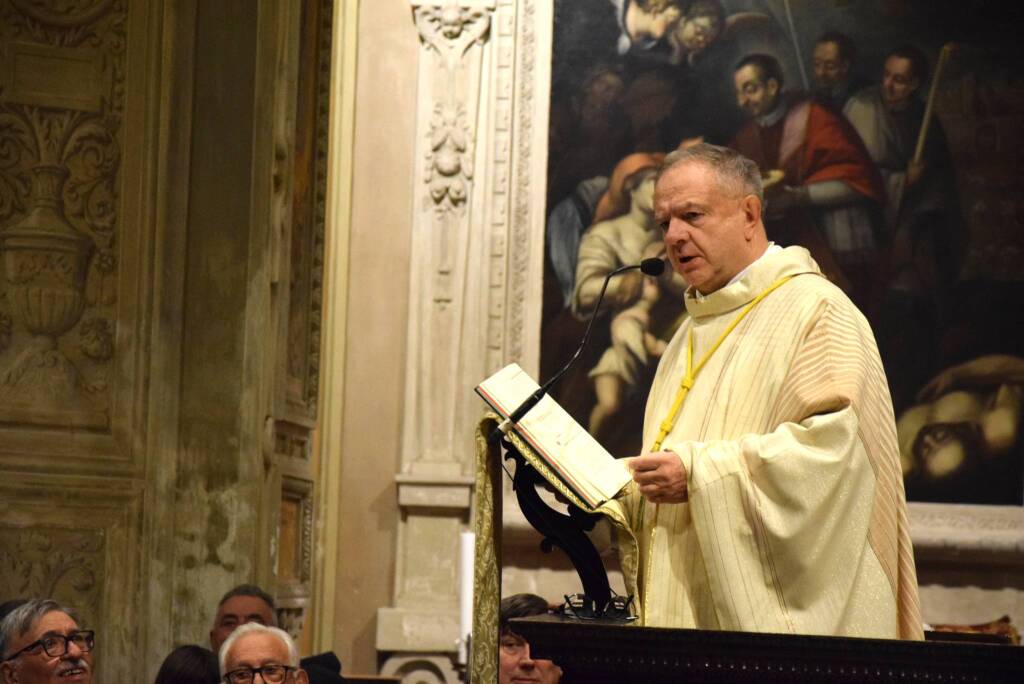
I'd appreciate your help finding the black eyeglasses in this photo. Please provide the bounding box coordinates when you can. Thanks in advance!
[2,630,95,661]
[222,665,297,684]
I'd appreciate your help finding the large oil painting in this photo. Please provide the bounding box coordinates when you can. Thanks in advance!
[540,0,1024,505]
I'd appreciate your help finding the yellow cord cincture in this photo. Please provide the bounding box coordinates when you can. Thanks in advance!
[641,274,795,622]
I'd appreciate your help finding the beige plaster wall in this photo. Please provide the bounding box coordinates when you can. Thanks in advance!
[331,0,419,673]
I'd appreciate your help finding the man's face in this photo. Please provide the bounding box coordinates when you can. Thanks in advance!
[210,596,277,653]
[655,161,759,294]
[734,64,780,118]
[498,633,562,684]
[0,611,92,684]
[222,632,307,684]
[882,56,920,111]
[812,41,849,90]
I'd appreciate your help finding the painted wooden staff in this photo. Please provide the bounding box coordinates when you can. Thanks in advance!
[913,43,956,165]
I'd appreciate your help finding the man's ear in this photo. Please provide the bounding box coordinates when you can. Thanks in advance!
[295,668,310,684]
[1,660,17,684]
[766,78,780,99]
[742,194,761,232]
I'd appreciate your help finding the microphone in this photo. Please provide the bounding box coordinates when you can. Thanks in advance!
[489,256,667,444]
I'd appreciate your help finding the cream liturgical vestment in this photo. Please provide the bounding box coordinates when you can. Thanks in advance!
[600,246,923,640]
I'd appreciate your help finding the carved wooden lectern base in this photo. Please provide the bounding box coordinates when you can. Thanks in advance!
[512,614,1024,683]
[500,433,614,609]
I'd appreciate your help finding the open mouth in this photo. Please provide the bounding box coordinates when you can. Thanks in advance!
[58,667,88,678]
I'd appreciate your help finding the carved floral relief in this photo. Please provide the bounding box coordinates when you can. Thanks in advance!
[413,1,491,218]
[0,0,124,427]
[0,526,104,628]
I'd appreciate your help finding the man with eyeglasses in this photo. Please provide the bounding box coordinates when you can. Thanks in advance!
[499,594,562,684]
[0,599,94,684]
[219,622,307,684]
[207,584,342,683]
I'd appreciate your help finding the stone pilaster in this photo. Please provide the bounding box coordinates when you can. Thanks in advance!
[378,0,551,680]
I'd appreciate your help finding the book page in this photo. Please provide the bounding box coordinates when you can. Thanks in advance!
[476,363,631,508]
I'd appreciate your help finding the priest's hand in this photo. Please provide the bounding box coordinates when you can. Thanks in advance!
[627,451,688,504]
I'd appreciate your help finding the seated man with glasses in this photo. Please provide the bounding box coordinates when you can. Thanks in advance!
[219,622,307,684]
[0,598,94,684]
[208,584,342,684]
[499,594,562,684]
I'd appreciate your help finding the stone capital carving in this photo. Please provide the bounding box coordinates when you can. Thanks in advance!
[412,0,493,67]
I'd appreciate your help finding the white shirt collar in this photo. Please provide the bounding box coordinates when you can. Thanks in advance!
[693,243,782,301]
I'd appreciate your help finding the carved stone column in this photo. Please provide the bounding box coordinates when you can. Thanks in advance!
[378,0,550,681]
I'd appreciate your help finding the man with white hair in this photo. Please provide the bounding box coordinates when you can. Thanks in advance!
[601,143,922,639]
[219,622,308,684]
[0,599,94,684]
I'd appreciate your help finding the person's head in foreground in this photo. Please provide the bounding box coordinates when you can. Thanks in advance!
[499,594,562,684]
[219,623,307,684]
[0,599,94,684]
[155,644,219,684]
[210,585,278,654]
[654,143,767,295]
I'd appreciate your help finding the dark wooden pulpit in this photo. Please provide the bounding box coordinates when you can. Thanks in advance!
[512,614,1024,683]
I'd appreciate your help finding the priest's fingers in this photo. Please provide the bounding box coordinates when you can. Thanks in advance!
[630,451,678,472]
[632,468,670,487]
[628,454,661,472]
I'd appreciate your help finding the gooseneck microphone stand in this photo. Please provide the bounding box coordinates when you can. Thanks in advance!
[488,257,666,618]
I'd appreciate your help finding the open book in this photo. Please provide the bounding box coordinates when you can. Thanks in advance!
[475,363,631,510]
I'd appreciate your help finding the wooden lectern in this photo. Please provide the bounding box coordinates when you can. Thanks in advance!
[512,614,1024,683]
[475,416,1024,683]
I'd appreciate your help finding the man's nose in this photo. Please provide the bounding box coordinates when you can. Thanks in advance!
[664,218,688,242]
[519,643,536,668]
[64,640,84,658]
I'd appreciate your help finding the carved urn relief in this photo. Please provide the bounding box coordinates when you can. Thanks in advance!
[0,0,124,426]
[0,163,95,402]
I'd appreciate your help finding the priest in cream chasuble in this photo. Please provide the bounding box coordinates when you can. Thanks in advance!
[600,144,923,640]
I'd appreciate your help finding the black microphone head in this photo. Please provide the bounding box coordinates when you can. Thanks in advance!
[640,257,666,276]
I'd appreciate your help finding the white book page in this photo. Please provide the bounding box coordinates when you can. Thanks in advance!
[476,363,631,507]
